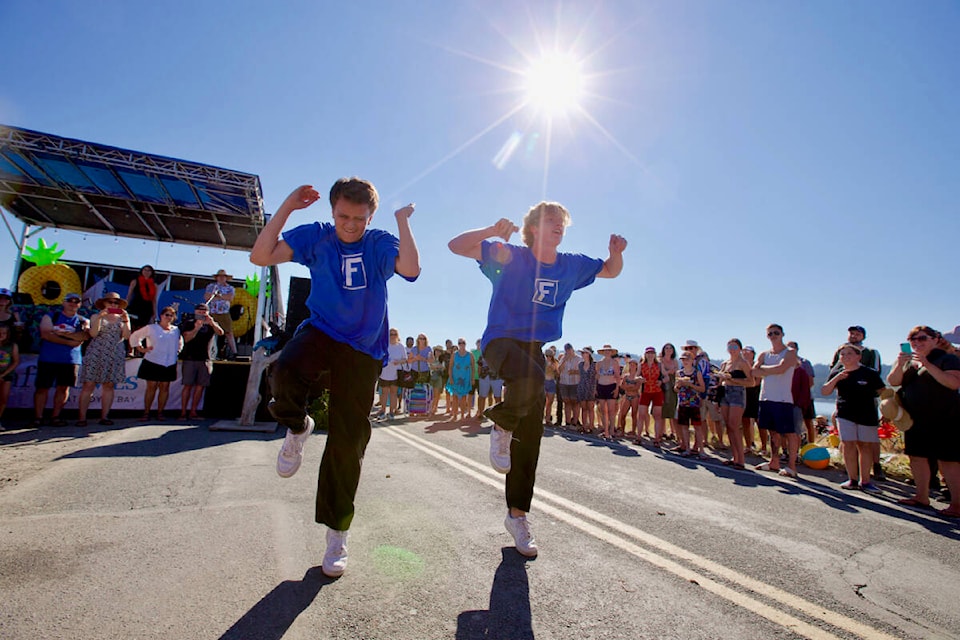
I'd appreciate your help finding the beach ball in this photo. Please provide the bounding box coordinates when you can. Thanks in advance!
[801,446,831,470]
[799,443,818,458]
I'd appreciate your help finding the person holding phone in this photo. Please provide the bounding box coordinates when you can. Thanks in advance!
[178,302,224,420]
[76,292,131,427]
[887,326,960,517]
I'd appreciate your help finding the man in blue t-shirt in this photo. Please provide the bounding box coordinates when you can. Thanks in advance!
[448,201,627,557]
[250,178,420,578]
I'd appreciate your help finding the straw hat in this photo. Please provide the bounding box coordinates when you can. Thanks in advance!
[95,291,128,310]
[598,344,618,356]
[213,269,232,279]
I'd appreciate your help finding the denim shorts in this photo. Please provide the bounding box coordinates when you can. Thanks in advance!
[720,385,746,408]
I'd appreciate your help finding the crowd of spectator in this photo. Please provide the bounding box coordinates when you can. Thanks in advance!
[375,323,960,518]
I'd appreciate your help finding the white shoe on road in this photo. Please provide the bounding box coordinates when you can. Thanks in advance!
[276,416,314,478]
[504,513,538,557]
[322,528,349,578]
[489,425,513,473]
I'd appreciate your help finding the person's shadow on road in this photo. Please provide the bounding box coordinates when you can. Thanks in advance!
[456,548,535,640]
[219,566,334,640]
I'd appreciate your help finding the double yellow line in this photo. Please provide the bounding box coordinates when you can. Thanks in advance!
[382,425,899,640]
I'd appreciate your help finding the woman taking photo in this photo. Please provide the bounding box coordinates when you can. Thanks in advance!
[718,339,753,469]
[129,306,183,421]
[822,343,885,491]
[76,292,131,427]
[595,345,621,439]
[887,326,960,517]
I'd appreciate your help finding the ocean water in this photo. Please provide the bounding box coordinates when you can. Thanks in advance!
[813,398,836,418]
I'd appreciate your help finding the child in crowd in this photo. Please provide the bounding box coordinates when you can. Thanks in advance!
[675,351,706,458]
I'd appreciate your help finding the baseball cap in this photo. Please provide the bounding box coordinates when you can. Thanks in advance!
[0,287,12,298]
[64,293,81,302]
[848,325,866,337]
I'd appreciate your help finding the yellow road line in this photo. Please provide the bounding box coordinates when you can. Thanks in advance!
[382,426,899,640]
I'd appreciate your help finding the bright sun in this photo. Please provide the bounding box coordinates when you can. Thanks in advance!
[523,53,585,116]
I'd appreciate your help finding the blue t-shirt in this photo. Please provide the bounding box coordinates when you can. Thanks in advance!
[478,240,604,350]
[38,311,86,365]
[283,222,416,363]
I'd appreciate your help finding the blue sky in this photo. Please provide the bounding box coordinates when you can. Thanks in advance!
[1,0,958,365]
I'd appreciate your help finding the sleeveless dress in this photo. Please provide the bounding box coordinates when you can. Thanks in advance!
[577,361,598,402]
[447,351,473,397]
[79,319,126,385]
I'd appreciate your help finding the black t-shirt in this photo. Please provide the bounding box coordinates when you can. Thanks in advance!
[829,366,885,426]
[179,320,216,361]
[900,349,960,426]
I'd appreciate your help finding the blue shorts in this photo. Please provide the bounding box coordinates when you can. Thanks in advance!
[544,379,557,394]
[758,400,795,435]
[479,377,503,398]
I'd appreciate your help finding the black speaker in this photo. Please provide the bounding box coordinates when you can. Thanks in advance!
[285,276,311,337]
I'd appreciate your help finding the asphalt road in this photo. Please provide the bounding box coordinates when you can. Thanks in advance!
[1,415,959,640]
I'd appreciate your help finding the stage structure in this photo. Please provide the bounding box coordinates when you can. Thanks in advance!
[0,124,281,429]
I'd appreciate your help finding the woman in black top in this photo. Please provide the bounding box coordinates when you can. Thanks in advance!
[887,326,960,517]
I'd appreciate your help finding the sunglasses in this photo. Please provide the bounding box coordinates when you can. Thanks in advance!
[162,313,176,318]
[65,298,81,303]
[908,335,932,343]
[767,331,782,337]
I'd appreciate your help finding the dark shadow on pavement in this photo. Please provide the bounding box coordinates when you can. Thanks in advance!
[219,566,333,640]
[456,548,535,640]
[57,424,281,460]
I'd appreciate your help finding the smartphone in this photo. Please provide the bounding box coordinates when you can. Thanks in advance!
[107,307,123,315]
[900,342,912,354]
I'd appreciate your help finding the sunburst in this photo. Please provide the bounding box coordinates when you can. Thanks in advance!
[388,5,640,200]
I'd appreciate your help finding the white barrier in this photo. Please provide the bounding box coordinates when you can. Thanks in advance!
[6,354,192,411]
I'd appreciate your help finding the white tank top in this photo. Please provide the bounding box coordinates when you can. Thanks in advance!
[759,348,795,403]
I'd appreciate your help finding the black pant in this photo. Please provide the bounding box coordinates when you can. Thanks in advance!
[270,325,381,531]
[482,338,546,513]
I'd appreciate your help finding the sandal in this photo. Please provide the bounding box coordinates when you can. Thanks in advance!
[139,413,150,422]
[938,508,960,519]
[722,459,735,466]
[778,467,797,478]
[98,419,114,426]
[897,497,931,508]
[733,463,746,470]
[75,420,88,427]
[50,418,68,427]
[755,462,780,472]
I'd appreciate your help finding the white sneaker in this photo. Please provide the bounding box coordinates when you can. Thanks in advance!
[489,425,513,473]
[276,416,314,478]
[504,513,538,557]
[322,528,349,578]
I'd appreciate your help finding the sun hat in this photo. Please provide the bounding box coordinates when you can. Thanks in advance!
[683,340,699,349]
[95,291,129,310]
[213,269,232,279]
[598,344,618,355]
[580,346,594,355]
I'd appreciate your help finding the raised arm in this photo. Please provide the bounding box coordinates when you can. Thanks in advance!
[394,204,421,278]
[448,219,520,260]
[250,185,320,266]
[597,234,628,278]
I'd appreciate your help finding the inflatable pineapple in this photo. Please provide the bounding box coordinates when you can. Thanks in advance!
[18,239,82,305]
